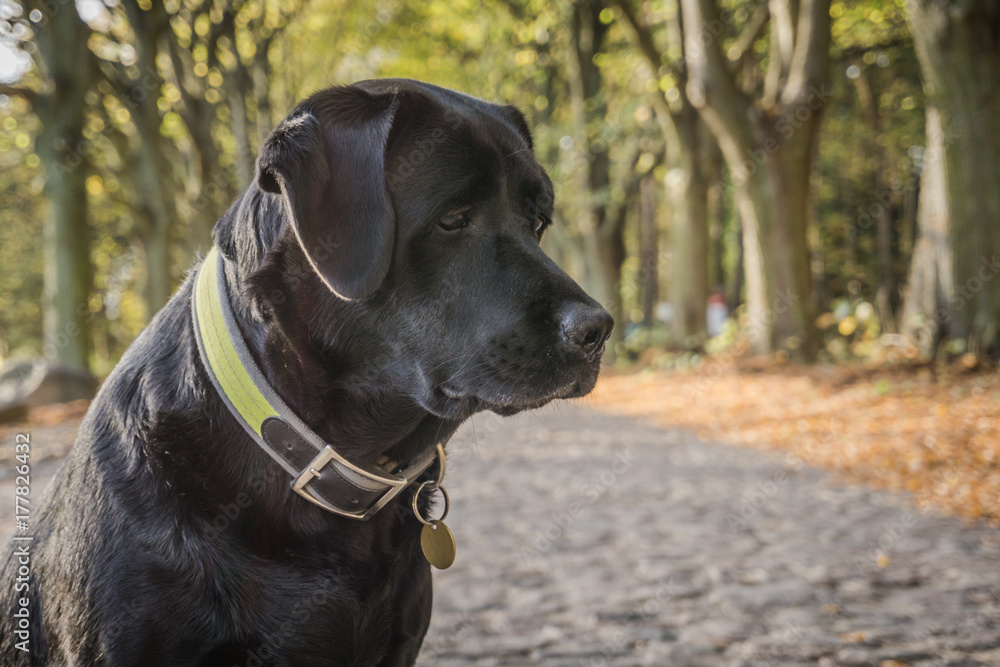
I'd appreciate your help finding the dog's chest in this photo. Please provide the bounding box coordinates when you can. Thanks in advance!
[197,540,433,665]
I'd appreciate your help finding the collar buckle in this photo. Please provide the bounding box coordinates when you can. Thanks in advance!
[291,445,408,520]
[291,444,438,521]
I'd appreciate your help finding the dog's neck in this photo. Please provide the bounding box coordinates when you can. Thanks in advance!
[215,198,461,474]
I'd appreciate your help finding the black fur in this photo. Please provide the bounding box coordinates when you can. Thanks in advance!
[0,79,612,666]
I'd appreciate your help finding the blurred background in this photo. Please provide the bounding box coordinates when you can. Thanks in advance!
[6,0,999,371]
[0,1,998,519]
[2,3,1000,661]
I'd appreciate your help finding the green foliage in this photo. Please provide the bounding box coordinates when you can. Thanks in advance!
[0,0,946,370]
[0,99,44,359]
[815,0,924,303]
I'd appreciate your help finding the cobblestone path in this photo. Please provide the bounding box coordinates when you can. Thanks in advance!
[2,404,999,665]
[419,404,1000,666]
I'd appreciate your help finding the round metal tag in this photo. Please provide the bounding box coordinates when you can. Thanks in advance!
[420,520,456,570]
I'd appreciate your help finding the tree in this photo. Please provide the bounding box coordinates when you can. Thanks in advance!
[680,0,831,359]
[107,0,181,316]
[0,0,951,370]
[902,0,1000,360]
[811,0,922,337]
[10,1,97,375]
[87,0,292,318]
[900,104,950,353]
[616,0,719,346]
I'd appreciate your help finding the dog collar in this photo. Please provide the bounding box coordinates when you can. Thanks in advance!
[191,246,438,520]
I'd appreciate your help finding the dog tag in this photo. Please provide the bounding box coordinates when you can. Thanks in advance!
[420,520,456,569]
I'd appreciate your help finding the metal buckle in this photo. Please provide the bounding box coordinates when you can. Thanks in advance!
[291,445,408,520]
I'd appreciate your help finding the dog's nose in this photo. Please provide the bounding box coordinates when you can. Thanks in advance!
[558,302,614,359]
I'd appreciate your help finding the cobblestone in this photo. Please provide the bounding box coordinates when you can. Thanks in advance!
[2,404,999,665]
[420,404,1000,666]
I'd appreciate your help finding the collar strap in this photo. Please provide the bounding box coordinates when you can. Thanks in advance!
[191,246,437,520]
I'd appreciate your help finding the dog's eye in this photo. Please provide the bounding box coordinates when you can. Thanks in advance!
[533,213,551,236]
[439,207,471,231]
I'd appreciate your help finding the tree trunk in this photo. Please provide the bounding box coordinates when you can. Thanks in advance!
[728,221,745,312]
[41,146,92,372]
[596,231,626,355]
[900,106,953,353]
[681,0,828,359]
[772,125,820,357]
[875,197,898,333]
[137,223,172,319]
[639,174,659,326]
[228,80,256,191]
[905,0,1000,358]
[721,121,820,358]
[30,0,94,374]
[849,60,899,330]
[122,1,180,318]
[708,145,726,290]
[223,19,258,192]
[253,36,275,139]
[668,105,710,345]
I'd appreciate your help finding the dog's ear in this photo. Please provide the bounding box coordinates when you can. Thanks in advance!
[498,105,533,151]
[255,89,398,300]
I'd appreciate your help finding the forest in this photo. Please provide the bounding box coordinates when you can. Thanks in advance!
[0,0,998,379]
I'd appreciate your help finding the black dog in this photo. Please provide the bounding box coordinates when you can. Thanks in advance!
[1,79,612,666]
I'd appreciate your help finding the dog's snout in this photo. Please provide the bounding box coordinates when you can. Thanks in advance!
[558,302,614,359]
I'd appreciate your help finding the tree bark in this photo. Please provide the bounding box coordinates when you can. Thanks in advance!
[901,106,952,353]
[228,79,256,192]
[668,105,710,345]
[222,16,259,191]
[28,0,95,375]
[728,220,745,312]
[905,0,1000,358]
[707,143,726,291]
[639,174,659,326]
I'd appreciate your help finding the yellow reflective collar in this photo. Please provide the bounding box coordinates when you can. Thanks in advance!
[194,246,279,436]
[191,246,438,520]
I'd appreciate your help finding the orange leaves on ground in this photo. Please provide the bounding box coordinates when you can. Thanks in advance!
[0,400,90,443]
[588,365,1000,523]
[24,399,90,426]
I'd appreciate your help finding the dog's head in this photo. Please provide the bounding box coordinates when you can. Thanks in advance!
[224,79,612,423]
